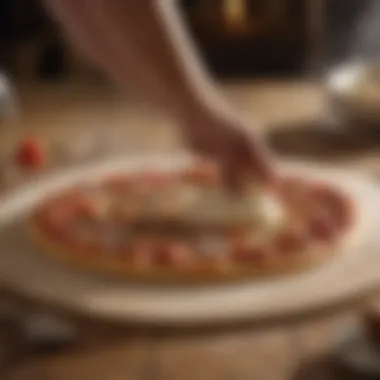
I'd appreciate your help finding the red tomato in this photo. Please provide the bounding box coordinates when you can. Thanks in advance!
[16,137,46,169]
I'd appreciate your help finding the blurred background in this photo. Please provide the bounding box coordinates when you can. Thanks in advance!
[0,0,378,168]
[0,1,380,380]
[0,0,375,81]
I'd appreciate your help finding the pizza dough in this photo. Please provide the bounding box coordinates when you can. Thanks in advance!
[28,162,354,282]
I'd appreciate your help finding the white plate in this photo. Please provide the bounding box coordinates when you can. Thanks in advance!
[0,155,378,326]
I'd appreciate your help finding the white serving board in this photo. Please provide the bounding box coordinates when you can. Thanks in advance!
[0,155,378,326]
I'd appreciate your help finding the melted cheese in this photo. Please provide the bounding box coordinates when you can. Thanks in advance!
[135,182,286,233]
[181,186,285,231]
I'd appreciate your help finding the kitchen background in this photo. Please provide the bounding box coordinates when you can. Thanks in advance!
[0,0,378,83]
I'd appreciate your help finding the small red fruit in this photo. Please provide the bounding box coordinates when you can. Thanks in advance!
[16,137,46,169]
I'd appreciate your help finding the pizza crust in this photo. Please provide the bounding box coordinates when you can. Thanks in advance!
[27,168,355,283]
[29,218,353,283]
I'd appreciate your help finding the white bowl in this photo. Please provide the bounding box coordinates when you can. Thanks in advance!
[325,60,380,126]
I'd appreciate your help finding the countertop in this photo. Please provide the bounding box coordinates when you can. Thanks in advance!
[1,80,380,380]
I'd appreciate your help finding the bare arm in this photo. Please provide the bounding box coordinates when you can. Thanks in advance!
[46,0,274,185]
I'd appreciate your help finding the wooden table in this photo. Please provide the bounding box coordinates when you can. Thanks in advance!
[1,81,379,380]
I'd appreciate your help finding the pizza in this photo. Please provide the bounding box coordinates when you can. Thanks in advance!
[29,161,354,281]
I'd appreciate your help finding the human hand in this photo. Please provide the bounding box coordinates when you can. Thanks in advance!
[181,108,276,190]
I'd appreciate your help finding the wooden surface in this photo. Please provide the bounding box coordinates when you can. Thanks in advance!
[1,80,380,380]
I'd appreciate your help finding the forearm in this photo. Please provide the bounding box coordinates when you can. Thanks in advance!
[47,0,224,120]
[46,0,273,184]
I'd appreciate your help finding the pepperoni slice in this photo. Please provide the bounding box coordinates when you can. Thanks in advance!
[40,220,69,240]
[127,241,154,268]
[230,230,268,263]
[41,205,71,225]
[155,242,192,267]
[311,185,352,230]
[308,215,337,242]
[38,203,74,238]
[72,194,113,223]
[276,229,308,254]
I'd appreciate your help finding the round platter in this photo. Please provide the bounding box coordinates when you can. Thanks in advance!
[0,155,378,326]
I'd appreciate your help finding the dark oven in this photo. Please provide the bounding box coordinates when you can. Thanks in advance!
[1,0,377,80]
[182,0,325,77]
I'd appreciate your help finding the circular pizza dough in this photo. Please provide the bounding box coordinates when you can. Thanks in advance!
[28,161,354,283]
[0,156,375,325]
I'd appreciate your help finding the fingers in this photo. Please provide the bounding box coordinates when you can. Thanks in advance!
[220,138,277,192]
[241,131,277,184]
[220,160,244,193]
[181,117,277,190]
[247,144,276,184]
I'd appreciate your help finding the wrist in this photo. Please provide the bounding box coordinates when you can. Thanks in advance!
[176,92,232,132]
